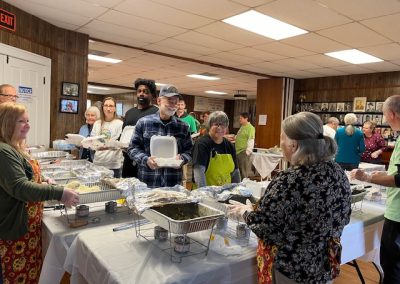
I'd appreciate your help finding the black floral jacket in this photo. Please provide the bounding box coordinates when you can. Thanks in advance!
[246,161,351,283]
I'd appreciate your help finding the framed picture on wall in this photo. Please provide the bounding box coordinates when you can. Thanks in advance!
[376,102,384,112]
[373,114,382,125]
[353,97,367,112]
[60,98,78,114]
[355,114,363,125]
[366,102,376,112]
[62,82,79,97]
[336,102,345,112]
[328,103,337,112]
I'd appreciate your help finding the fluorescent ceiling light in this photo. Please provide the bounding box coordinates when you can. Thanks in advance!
[205,90,227,95]
[187,74,220,81]
[88,54,122,64]
[325,49,383,64]
[155,82,167,86]
[223,10,308,40]
[88,85,110,90]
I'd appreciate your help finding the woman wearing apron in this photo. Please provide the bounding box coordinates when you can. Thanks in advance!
[192,111,241,187]
[0,103,79,284]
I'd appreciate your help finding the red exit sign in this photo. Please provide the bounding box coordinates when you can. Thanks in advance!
[0,8,16,32]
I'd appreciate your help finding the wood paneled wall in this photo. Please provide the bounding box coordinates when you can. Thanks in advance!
[255,78,284,149]
[0,1,88,144]
[293,71,400,103]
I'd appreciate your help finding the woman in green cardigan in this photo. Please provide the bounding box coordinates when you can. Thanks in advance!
[0,102,79,284]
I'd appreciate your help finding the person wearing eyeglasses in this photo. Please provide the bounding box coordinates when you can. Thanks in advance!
[121,78,158,178]
[0,84,19,104]
[192,111,241,188]
[91,97,123,177]
[127,85,192,188]
[0,103,79,284]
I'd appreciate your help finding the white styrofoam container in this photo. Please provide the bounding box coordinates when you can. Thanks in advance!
[150,135,177,159]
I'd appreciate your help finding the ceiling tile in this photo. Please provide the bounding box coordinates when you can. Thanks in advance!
[230,0,274,7]
[297,54,349,67]
[150,0,247,20]
[114,0,214,29]
[282,33,349,53]
[272,58,322,69]
[195,22,273,46]
[256,0,352,30]
[362,14,400,43]
[97,10,187,37]
[361,61,400,72]
[318,0,400,20]
[253,42,315,57]
[230,48,286,61]
[360,43,400,61]
[304,68,349,77]
[145,39,220,56]
[173,31,244,51]
[317,22,391,47]
[333,65,374,74]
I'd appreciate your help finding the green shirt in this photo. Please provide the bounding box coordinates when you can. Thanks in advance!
[385,138,400,222]
[0,143,64,240]
[177,113,197,134]
[235,123,255,154]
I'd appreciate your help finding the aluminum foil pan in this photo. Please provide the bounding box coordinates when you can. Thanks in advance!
[77,181,121,204]
[141,203,224,234]
[31,151,68,160]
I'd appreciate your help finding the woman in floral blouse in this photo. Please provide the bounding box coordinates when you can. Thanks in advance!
[229,112,352,284]
[361,120,386,164]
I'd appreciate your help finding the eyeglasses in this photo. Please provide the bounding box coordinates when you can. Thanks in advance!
[103,105,115,108]
[0,94,19,99]
[211,123,227,128]
[137,88,150,94]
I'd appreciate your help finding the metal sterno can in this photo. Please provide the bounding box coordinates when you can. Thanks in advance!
[154,226,168,241]
[105,201,117,213]
[174,236,190,253]
[76,204,89,217]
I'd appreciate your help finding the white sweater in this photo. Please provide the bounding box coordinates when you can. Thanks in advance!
[92,119,123,169]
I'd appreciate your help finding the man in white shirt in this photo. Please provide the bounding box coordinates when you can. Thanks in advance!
[323,117,339,139]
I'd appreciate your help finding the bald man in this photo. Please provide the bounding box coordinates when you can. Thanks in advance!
[0,84,18,104]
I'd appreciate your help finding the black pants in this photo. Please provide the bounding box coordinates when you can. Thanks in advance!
[381,218,400,284]
[122,153,138,178]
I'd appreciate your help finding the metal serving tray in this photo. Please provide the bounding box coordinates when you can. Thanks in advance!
[351,189,367,204]
[32,151,68,160]
[141,203,224,235]
[78,181,122,204]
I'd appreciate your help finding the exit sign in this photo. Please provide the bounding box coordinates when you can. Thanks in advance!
[0,8,16,32]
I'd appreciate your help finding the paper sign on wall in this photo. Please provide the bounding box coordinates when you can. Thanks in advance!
[258,114,267,125]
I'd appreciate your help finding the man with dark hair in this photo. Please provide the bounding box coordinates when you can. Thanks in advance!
[175,97,197,134]
[235,112,255,179]
[121,78,158,178]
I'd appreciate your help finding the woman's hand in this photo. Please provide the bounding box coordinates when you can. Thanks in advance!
[227,199,253,220]
[350,169,372,182]
[61,188,79,208]
[371,150,382,159]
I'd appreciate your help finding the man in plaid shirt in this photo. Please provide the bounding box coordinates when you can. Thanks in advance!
[127,85,192,188]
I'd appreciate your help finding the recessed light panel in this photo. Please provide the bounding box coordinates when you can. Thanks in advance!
[325,49,383,64]
[205,90,227,95]
[223,10,308,40]
[88,54,122,64]
[187,74,220,81]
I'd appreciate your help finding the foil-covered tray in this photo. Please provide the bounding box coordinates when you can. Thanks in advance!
[77,181,122,204]
[31,151,68,160]
[141,203,224,234]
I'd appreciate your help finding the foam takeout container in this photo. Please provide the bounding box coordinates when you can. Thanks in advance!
[150,136,182,168]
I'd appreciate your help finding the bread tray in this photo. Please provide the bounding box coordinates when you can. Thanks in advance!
[141,203,224,234]
[77,181,122,204]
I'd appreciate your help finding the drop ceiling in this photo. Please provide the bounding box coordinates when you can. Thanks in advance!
[6,0,400,99]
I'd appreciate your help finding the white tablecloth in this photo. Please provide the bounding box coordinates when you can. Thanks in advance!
[39,204,134,284]
[64,221,258,284]
[250,152,283,179]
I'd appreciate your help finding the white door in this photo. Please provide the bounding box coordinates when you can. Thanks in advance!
[0,43,51,147]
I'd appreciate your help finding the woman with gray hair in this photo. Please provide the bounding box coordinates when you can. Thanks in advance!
[78,106,100,161]
[335,113,365,170]
[228,112,351,284]
[192,111,240,187]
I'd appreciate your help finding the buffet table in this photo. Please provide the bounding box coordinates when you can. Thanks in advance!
[36,200,386,284]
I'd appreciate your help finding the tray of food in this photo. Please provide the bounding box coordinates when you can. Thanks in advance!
[31,151,68,160]
[141,203,224,235]
[65,180,122,204]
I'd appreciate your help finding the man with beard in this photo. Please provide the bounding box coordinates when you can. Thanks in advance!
[127,85,192,188]
[121,78,158,177]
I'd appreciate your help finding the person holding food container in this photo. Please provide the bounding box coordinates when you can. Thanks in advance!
[78,106,101,162]
[228,112,351,284]
[0,102,79,283]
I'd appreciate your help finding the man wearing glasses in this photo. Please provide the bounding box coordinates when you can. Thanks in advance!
[0,84,18,104]
[127,85,192,188]
[121,78,159,178]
